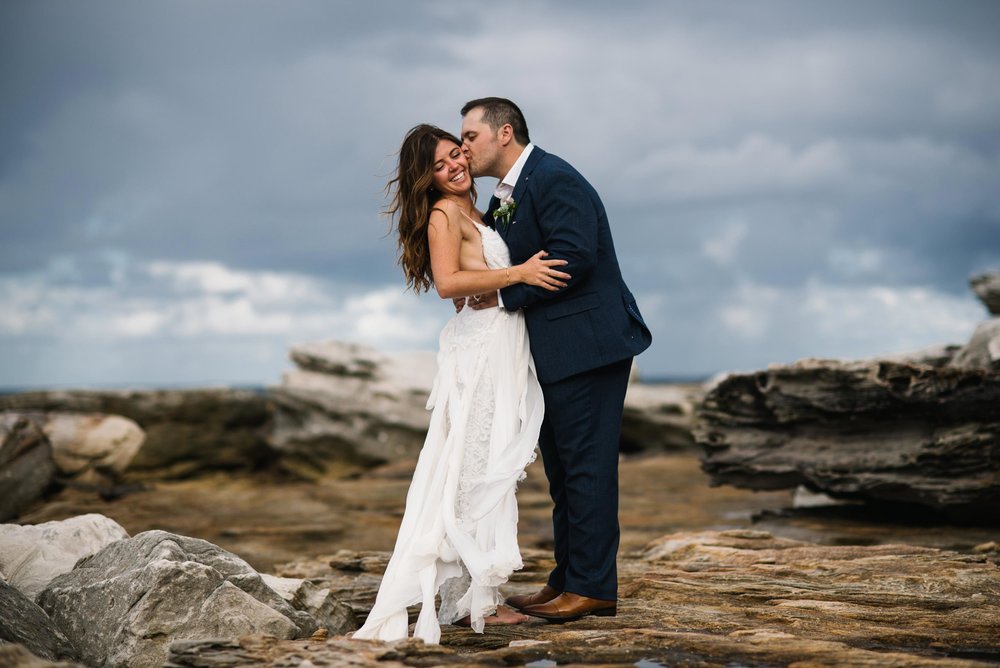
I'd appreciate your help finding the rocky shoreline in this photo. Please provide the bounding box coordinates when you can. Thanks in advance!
[696,272,1000,519]
[1,272,998,666]
[4,464,998,667]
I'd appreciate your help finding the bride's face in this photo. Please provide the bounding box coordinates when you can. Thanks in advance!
[431,140,471,197]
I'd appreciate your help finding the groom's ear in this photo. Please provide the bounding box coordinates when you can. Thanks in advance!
[497,123,514,146]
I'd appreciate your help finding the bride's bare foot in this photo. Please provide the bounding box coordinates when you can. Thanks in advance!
[453,605,530,627]
[485,604,531,624]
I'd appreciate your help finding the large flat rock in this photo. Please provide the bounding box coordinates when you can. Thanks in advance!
[167,530,1000,667]
[694,359,1000,515]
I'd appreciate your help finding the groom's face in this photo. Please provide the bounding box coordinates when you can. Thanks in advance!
[461,107,501,179]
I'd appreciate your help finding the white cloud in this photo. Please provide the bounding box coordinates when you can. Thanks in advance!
[717,279,981,359]
[0,257,450,385]
[108,310,167,337]
[703,220,749,266]
[827,248,883,277]
[629,277,984,379]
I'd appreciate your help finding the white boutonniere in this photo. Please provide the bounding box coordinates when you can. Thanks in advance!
[493,195,516,230]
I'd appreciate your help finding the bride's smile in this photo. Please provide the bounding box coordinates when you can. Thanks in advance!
[432,141,472,196]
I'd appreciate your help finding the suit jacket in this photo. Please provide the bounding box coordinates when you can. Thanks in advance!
[490,147,652,384]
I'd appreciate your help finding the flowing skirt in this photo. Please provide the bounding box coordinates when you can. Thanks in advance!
[352,303,543,643]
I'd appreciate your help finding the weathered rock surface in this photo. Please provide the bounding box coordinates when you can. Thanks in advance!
[260,573,357,635]
[621,382,700,451]
[0,341,699,484]
[0,513,130,600]
[0,389,273,479]
[0,578,78,662]
[166,530,1000,667]
[695,359,1000,514]
[267,342,437,478]
[0,643,84,668]
[0,415,56,521]
[37,530,318,668]
[1,411,145,488]
[41,412,144,482]
[19,452,804,575]
[950,317,1000,370]
[971,271,1000,315]
[869,342,962,367]
[270,341,701,477]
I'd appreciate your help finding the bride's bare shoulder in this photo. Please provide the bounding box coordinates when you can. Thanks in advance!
[431,199,465,225]
[429,199,459,230]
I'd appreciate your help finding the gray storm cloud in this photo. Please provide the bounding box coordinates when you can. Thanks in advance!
[1,0,998,386]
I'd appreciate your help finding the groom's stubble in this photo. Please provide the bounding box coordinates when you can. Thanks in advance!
[461,107,512,180]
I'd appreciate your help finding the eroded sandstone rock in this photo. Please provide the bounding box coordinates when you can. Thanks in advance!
[0,513,129,600]
[0,643,84,668]
[40,413,144,483]
[269,341,700,478]
[0,414,55,521]
[166,531,1000,667]
[950,318,1000,371]
[0,389,273,479]
[266,341,438,478]
[695,359,1000,514]
[37,530,317,668]
[260,573,357,635]
[620,382,700,451]
[971,271,1000,315]
[0,578,78,662]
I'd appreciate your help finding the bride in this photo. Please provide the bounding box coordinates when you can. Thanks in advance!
[352,124,570,643]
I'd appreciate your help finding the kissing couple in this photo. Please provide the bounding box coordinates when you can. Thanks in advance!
[353,97,651,643]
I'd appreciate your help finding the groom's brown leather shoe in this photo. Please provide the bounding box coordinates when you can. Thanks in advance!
[505,584,561,611]
[522,592,617,622]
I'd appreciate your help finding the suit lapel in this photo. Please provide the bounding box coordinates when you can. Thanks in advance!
[483,194,500,229]
[499,147,546,242]
[511,146,544,206]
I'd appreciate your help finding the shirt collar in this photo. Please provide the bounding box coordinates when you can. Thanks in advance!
[494,143,534,199]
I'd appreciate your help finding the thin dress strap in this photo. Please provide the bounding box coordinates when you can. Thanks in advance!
[457,208,485,227]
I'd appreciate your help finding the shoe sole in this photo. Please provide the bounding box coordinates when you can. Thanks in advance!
[524,607,617,623]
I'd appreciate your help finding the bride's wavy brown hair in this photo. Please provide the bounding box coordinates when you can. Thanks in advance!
[387,124,475,293]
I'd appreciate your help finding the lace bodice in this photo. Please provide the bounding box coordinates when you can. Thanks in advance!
[477,223,511,270]
[457,207,510,271]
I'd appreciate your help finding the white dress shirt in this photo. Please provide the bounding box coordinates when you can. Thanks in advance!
[494,143,534,201]
[494,144,534,308]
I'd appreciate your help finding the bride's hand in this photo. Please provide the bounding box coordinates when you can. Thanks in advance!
[514,251,570,291]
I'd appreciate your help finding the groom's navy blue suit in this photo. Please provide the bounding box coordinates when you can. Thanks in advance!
[488,146,652,601]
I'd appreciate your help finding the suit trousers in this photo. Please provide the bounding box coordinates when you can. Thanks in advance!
[537,356,633,601]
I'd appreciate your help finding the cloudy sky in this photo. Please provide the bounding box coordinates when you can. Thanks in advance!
[2,0,998,388]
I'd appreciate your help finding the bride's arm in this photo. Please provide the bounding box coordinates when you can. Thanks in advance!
[428,205,569,300]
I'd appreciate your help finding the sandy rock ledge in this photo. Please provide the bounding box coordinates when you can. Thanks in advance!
[167,530,999,667]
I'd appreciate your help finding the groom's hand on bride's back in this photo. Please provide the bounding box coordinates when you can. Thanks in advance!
[467,291,499,310]
[451,292,498,312]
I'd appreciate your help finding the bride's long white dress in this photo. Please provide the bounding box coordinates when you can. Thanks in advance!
[352,222,543,644]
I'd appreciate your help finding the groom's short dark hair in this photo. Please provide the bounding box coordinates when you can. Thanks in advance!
[461,97,531,146]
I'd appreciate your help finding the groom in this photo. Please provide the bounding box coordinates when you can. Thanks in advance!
[460,97,652,621]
